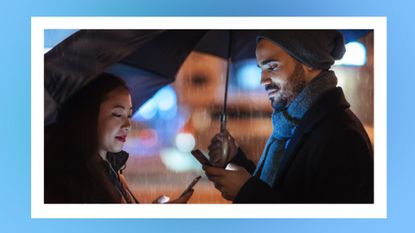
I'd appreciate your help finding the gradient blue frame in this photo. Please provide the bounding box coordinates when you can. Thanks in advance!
[1,0,414,232]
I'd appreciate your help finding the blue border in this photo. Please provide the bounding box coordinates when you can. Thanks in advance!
[1,0,414,232]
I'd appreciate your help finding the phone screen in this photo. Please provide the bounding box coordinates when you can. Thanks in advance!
[180,175,201,197]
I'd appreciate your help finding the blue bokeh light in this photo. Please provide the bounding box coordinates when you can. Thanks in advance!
[133,85,177,121]
[235,59,262,90]
[156,87,176,111]
[336,41,367,66]
[135,97,157,120]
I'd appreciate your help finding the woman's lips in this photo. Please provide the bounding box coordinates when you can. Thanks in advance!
[115,136,126,142]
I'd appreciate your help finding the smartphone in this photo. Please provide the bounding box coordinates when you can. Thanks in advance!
[191,149,211,166]
[191,149,228,168]
[180,175,201,197]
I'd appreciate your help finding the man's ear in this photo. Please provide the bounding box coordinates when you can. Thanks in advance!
[302,64,322,82]
[301,64,314,73]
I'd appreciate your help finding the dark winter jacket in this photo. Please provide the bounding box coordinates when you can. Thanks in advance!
[232,87,374,203]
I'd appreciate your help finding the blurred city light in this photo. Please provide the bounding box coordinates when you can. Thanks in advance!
[236,59,262,90]
[136,98,157,120]
[159,104,178,120]
[191,108,212,131]
[134,85,177,121]
[160,148,200,172]
[175,132,196,153]
[123,128,159,157]
[156,87,176,111]
[336,42,367,66]
[137,129,158,147]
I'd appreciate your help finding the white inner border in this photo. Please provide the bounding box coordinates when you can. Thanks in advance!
[31,17,387,219]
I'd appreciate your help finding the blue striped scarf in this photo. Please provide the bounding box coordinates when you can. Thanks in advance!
[254,71,338,186]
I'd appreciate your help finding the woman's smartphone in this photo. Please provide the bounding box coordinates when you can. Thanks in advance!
[180,175,201,197]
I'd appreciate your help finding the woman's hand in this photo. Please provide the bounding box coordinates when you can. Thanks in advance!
[168,189,195,203]
[152,189,194,204]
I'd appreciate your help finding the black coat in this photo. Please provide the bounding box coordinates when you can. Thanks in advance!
[232,87,374,203]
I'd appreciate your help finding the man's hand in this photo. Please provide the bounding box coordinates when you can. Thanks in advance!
[208,130,239,167]
[203,165,251,201]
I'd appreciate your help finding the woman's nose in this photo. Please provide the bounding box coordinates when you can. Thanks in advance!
[122,118,132,132]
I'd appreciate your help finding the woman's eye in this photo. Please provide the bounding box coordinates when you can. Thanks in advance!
[112,113,122,117]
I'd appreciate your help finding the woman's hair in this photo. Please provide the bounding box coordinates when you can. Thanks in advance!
[58,73,130,161]
[45,73,130,203]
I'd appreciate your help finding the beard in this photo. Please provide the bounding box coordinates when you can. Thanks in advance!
[270,61,306,111]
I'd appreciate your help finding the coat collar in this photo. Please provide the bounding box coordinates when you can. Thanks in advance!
[106,150,129,173]
[273,87,350,184]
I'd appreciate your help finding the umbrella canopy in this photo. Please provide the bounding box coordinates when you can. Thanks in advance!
[44,29,370,124]
[44,30,204,124]
[44,30,259,124]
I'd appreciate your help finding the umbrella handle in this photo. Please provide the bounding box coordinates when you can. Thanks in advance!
[219,114,230,167]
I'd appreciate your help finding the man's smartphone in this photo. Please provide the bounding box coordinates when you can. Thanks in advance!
[191,149,211,166]
[191,149,228,168]
[180,175,201,197]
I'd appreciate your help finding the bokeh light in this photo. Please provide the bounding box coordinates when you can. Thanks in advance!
[336,41,366,66]
[175,132,196,153]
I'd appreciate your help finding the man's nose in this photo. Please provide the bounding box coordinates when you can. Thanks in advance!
[260,71,271,86]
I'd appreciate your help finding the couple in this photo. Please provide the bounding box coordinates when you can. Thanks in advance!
[45,30,373,203]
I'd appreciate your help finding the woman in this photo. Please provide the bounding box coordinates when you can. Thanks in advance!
[45,73,193,203]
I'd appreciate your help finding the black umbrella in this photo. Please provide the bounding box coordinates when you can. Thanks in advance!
[44,29,370,125]
[44,30,259,124]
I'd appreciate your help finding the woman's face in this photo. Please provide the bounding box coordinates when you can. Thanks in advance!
[97,87,132,158]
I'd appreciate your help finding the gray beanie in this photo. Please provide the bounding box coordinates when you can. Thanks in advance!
[257,30,346,70]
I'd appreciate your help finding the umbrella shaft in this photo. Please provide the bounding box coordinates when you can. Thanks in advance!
[223,56,231,116]
[221,31,232,132]
[220,114,227,132]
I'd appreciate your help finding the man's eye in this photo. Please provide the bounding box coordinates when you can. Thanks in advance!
[269,65,279,71]
[112,113,122,117]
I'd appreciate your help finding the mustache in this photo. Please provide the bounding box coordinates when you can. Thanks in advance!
[265,83,280,91]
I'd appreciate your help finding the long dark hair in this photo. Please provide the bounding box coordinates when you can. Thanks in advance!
[45,73,130,203]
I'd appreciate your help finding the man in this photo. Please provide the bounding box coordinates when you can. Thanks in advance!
[204,30,374,203]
